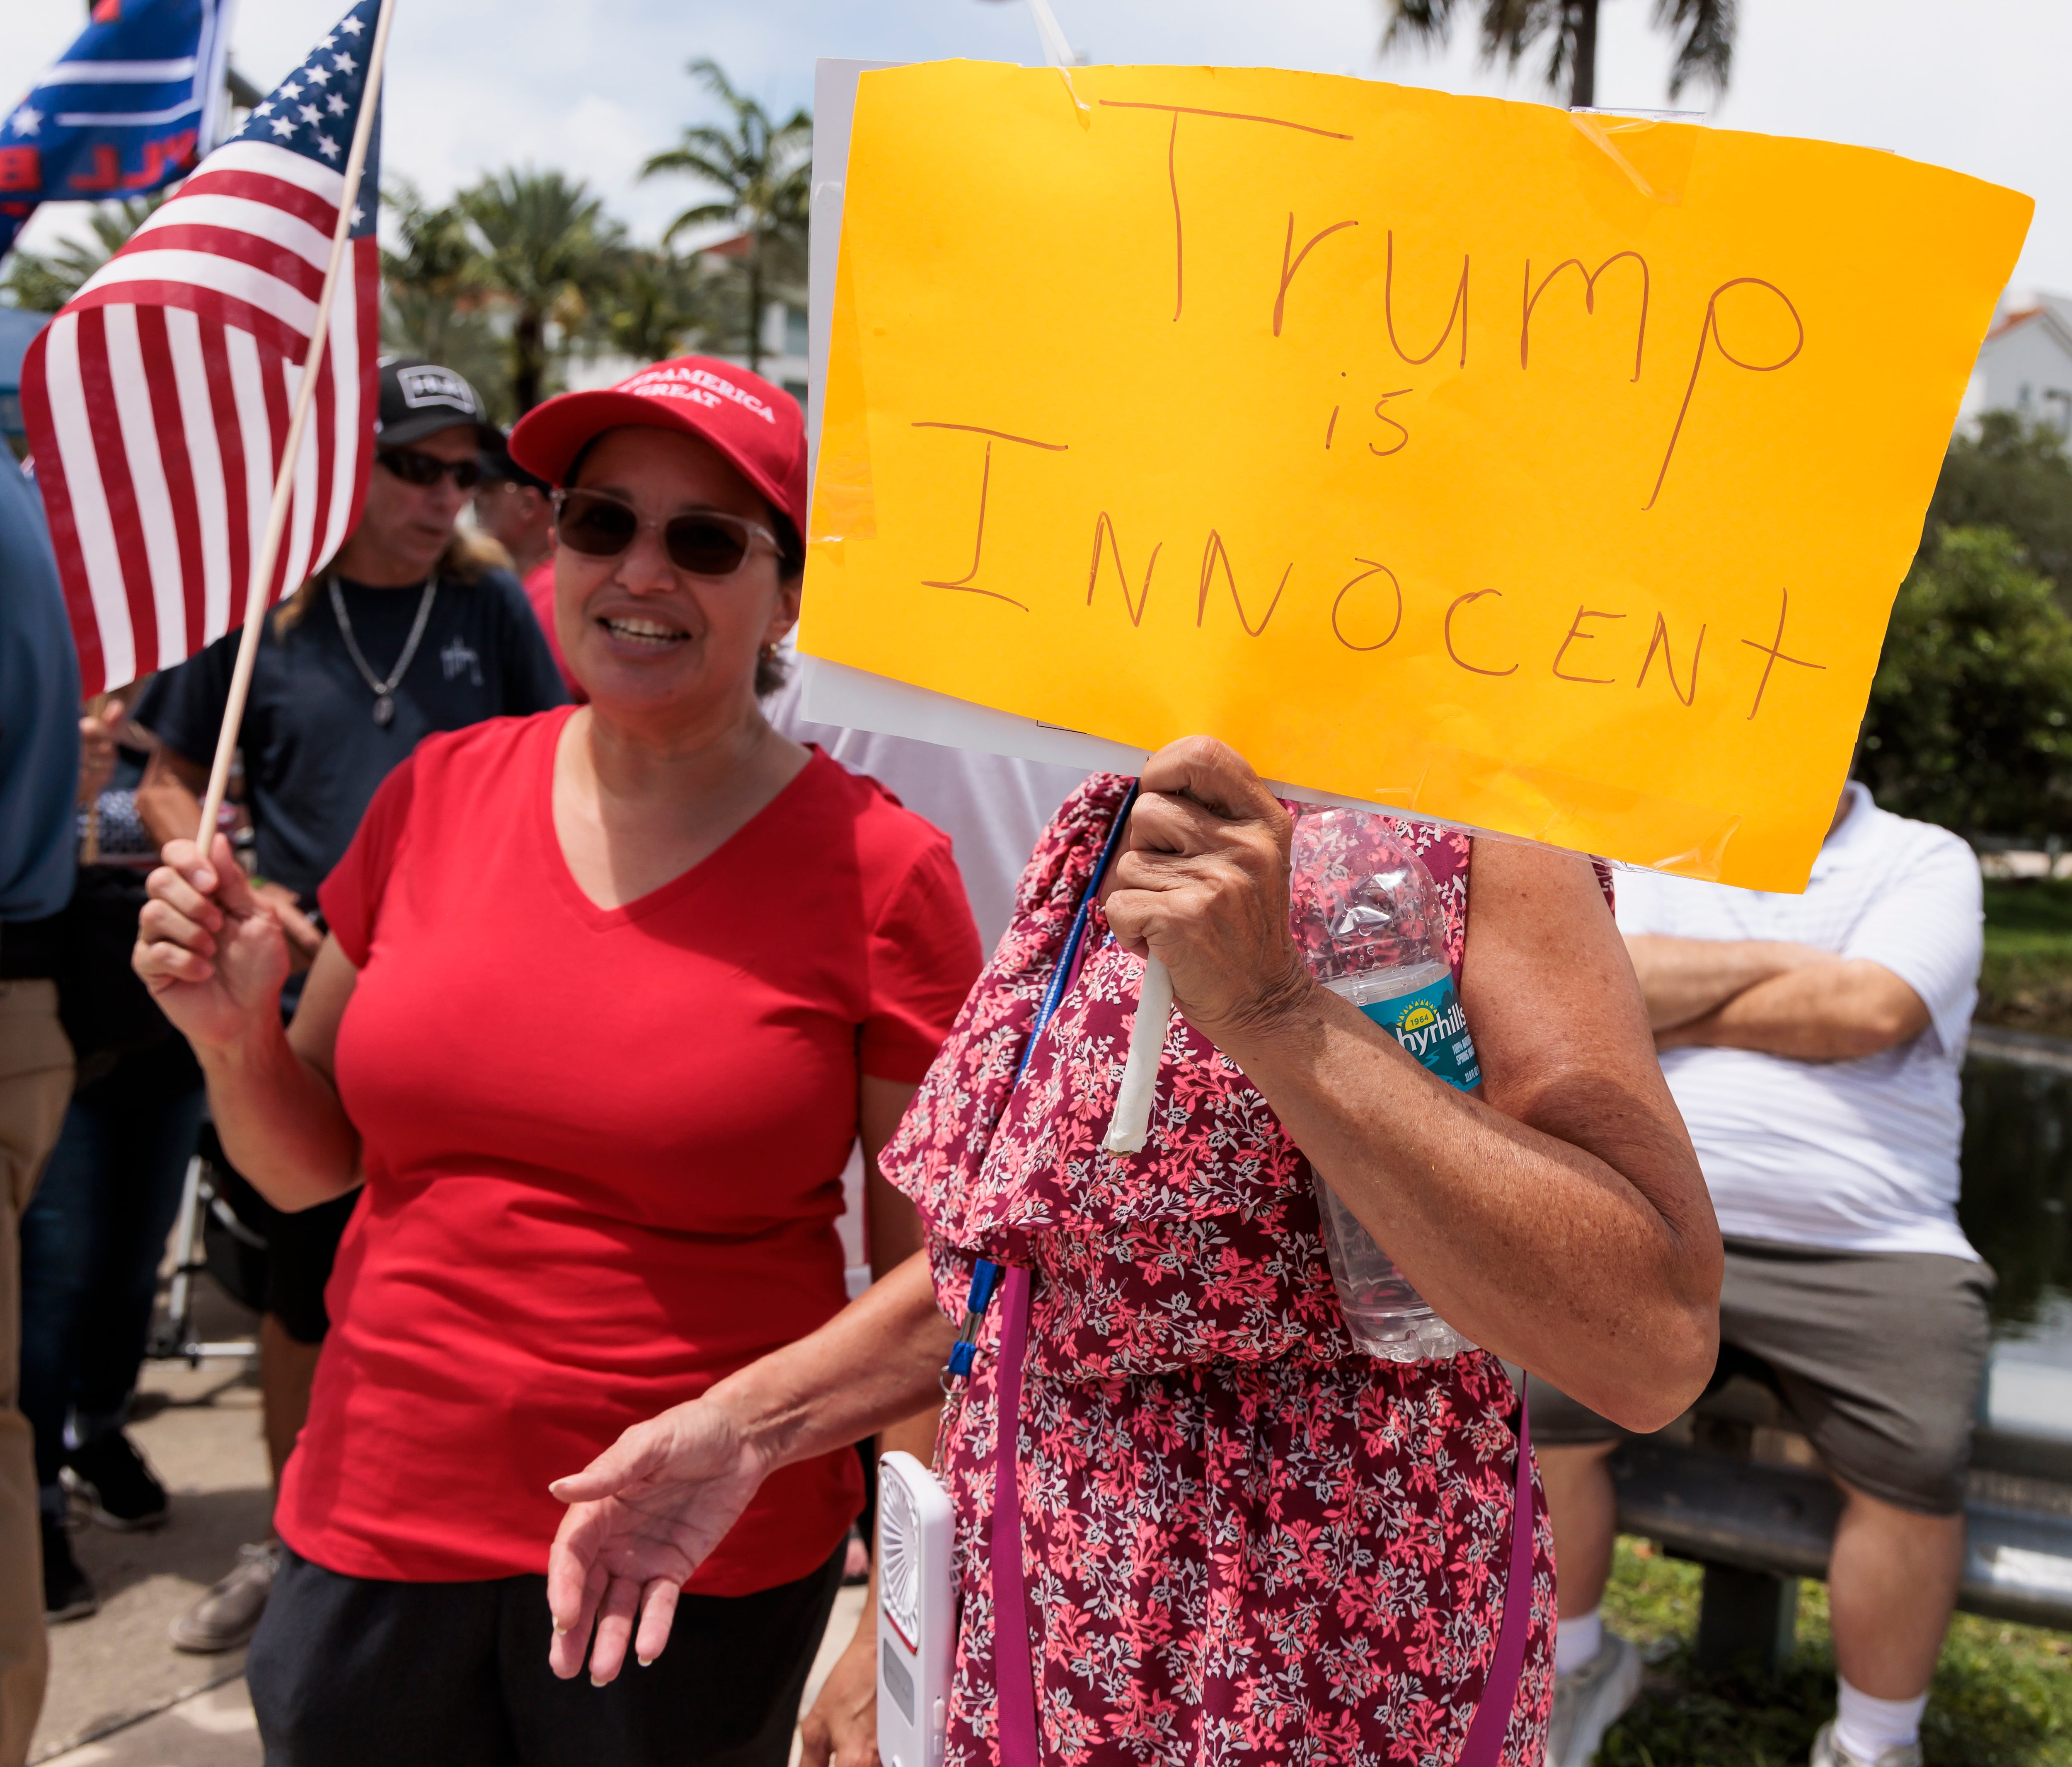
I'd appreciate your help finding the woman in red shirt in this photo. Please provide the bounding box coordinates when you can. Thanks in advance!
[133,359,981,1766]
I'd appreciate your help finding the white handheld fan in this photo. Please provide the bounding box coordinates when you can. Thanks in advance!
[876,1450,956,1767]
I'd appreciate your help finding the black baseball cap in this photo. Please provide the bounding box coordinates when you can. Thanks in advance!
[375,355,501,450]
[478,437,552,495]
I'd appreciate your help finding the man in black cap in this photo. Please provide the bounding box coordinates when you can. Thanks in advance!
[129,356,566,1652]
[473,441,580,699]
[472,443,554,584]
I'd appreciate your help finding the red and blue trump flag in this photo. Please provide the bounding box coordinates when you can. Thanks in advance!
[0,0,241,259]
[22,0,382,696]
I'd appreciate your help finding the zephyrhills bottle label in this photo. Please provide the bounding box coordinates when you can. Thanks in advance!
[1361,975,1481,1092]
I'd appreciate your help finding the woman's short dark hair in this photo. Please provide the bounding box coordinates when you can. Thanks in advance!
[757,515,804,699]
[769,512,805,583]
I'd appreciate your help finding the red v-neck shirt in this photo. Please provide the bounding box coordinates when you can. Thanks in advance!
[277,709,981,1590]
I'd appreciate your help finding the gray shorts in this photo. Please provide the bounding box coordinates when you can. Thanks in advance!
[1527,1236,1995,1516]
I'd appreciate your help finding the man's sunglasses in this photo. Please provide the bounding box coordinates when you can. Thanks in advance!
[377,447,483,491]
[551,488,779,579]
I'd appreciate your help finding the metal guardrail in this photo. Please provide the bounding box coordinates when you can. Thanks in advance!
[1614,1438,2072,1634]
[1609,1379,2072,1673]
[1967,1022,2072,1074]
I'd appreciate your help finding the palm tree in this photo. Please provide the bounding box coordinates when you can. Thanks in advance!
[642,59,810,374]
[1380,0,1736,109]
[457,169,626,414]
[594,248,723,366]
[2,195,163,312]
[379,181,509,413]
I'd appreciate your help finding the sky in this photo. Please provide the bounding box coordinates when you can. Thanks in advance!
[6,0,2072,296]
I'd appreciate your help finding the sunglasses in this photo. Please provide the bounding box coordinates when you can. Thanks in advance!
[378,447,483,491]
[551,488,779,579]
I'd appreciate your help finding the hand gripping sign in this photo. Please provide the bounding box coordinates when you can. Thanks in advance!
[799,62,2031,892]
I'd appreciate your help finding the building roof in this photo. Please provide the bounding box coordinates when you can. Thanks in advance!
[1987,293,2072,352]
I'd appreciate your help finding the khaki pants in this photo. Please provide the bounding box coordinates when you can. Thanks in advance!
[0,981,73,1767]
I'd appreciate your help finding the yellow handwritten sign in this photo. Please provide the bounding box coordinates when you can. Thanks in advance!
[801,62,2031,889]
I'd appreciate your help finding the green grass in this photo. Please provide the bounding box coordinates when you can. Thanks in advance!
[1980,880,2072,1036]
[1595,1538,2072,1767]
[1983,879,2072,938]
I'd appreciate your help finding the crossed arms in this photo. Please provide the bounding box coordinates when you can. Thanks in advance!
[1626,935,1931,1061]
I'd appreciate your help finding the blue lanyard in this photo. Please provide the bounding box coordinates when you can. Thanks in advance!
[944,781,1139,1382]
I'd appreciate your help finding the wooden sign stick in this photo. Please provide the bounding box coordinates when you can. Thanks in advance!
[194,0,400,849]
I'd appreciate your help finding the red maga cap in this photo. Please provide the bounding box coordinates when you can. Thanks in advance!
[508,357,808,541]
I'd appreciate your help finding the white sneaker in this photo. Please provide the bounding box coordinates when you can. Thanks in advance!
[1548,1631,1643,1767]
[169,1540,278,1653]
[1810,1721,1923,1767]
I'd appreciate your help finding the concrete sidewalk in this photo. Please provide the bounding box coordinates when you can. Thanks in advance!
[32,1354,270,1765]
[42,1675,256,1767]
[29,1313,867,1765]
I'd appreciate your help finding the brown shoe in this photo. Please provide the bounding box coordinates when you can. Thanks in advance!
[169,1540,278,1653]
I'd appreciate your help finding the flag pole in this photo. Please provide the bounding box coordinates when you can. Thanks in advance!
[194,0,399,851]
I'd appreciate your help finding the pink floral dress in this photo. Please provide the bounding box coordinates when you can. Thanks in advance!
[881,775,1556,1767]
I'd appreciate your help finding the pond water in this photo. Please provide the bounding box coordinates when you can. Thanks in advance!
[1959,1055,2072,1438]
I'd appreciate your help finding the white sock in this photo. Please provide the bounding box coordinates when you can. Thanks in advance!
[1554,1607,1603,1677]
[1834,1677,1927,1761]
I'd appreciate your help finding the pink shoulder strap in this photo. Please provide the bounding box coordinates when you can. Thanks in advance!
[1457,1389,1536,1767]
[989,1265,1043,1767]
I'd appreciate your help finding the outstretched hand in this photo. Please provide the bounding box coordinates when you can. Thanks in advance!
[545,1395,773,1685]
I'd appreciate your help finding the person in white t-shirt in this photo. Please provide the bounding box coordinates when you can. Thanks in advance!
[1533,781,1987,1767]
[762,667,1087,956]
[762,660,1087,1269]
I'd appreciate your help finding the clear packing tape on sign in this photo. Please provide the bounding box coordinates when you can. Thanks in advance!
[800,61,2032,893]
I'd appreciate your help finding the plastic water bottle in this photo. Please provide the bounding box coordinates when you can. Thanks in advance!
[1288,806,1481,1363]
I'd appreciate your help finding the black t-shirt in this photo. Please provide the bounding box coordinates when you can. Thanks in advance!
[138,568,568,904]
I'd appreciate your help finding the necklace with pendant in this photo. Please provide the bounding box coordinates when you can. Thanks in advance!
[329,572,438,726]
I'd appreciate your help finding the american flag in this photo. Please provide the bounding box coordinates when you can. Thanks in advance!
[22,0,382,697]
